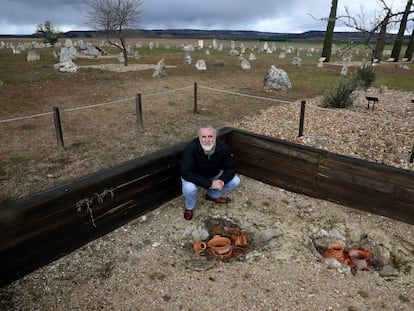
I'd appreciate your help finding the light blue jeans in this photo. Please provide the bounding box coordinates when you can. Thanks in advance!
[181,171,240,210]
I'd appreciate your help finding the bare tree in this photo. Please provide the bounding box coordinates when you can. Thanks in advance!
[86,0,143,66]
[390,0,413,62]
[340,1,403,62]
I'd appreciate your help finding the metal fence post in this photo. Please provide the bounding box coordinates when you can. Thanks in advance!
[298,100,306,137]
[135,93,143,129]
[53,107,64,149]
[193,82,198,114]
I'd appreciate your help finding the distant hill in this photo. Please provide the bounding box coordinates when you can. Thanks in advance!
[1,29,407,44]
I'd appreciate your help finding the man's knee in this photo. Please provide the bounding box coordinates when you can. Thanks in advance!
[181,178,197,194]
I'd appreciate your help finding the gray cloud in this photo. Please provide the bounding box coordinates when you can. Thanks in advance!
[0,0,409,35]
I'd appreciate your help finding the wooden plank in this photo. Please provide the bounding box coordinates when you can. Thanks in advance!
[317,175,414,224]
[235,152,318,194]
[229,129,322,165]
[319,152,414,190]
[231,142,318,174]
[238,161,317,196]
[0,166,180,250]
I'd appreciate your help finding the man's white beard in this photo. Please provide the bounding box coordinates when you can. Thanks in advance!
[201,142,215,152]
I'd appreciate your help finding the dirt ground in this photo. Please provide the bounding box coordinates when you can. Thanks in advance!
[1,43,414,310]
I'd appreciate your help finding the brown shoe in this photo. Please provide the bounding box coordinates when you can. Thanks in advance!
[205,194,228,204]
[184,209,193,220]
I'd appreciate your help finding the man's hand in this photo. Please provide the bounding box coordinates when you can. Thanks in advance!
[211,179,224,191]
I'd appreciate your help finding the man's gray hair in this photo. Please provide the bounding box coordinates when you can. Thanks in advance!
[198,124,217,136]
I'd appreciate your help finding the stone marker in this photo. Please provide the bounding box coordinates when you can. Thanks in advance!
[264,65,292,92]
[153,58,166,78]
[241,59,251,70]
[195,59,207,70]
[27,50,40,61]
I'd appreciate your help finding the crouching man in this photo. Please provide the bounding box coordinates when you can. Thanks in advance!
[180,124,240,220]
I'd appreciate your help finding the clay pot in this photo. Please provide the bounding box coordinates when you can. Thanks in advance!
[193,241,207,253]
[348,248,371,270]
[231,233,248,247]
[323,243,349,265]
[208,235,233,259]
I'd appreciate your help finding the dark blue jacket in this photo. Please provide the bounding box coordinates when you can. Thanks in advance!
[180,138,237,189]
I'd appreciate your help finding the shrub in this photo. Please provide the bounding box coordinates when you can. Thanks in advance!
[354,64,376,89]
[322,78,357,108]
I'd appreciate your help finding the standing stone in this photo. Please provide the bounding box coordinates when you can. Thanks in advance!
[27,50,40,61]
[241,59,251,70]
[340,65,348,76]
[263,65,292,92]
[59,39,77,62]
[153,58,166,78]
[184,54,192,64]
[317,57,326,67]
[228,49,240,57]
[198,40,204,49]
[291,56,302,66]
[54,39,79,73]
[248,53,256,61]
[195,59,207,70]
[212,39,218,50]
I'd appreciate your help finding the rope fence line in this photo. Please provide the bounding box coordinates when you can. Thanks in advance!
[0,97,135,124]
[0,85,196,124]
[142,85,193,98]
[64,97,135,112]
[1,83,411,139]
[199,85,295,104]
[0,111,54,123]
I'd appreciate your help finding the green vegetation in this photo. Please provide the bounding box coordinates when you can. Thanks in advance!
[70,142,84,148]
[9,155,30,163]
[322,78,357,108]
[322,64,377,108]
[355,65,376,89]
[36,21,62,46]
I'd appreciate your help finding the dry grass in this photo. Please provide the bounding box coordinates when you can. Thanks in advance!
[0,37,413,204]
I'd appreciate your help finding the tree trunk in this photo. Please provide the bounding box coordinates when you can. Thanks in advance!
[373,11,391,62]
[390,0,413,62]
[404,27,414,61]
[117,29,129,66]
[321,0,338,63]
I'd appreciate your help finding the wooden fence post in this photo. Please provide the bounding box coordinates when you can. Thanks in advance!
[53,107,64,149]
[135,93,143,129]
[193,82,198,114]
[298,100,306,137]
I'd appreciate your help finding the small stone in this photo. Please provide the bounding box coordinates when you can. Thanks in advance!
[379,265,399,277]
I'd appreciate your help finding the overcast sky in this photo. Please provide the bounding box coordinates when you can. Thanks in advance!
[0,0,411,35]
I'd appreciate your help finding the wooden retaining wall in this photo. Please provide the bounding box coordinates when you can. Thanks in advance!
[1,127,413,286]
[226,129,414,225]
